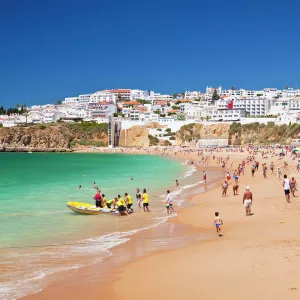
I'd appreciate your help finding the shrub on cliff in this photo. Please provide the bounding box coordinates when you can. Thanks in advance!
[148,134,159,146]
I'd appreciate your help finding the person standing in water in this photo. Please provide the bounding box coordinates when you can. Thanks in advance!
[166,190,175,214]
[176,180,179,188]
[142,188,150,212]
[203,171,207,183]
[136,188,142,209]
[125,192,133,212]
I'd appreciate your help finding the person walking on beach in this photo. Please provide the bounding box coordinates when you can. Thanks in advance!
[270,162,274,174]
[142,188,150,212]
[222,181,228,197]
[233,182,239,196]
[277,167,281,179]
[251,164,255,177]
[243,186,253,216]
[136,188,142,209]
[176,180,179,188]
[289,176,298,197]
[283,174,291,203]
[213,212,223,237]
[263,164,267,179]
[296,161,300,173]
[166,190,175,214]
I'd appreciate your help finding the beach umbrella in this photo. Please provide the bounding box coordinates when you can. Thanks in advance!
[294,148,300,152]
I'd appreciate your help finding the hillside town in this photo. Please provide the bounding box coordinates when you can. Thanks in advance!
[1,86,300,132]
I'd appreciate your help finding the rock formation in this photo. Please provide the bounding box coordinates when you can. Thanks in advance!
[0,123,108,151]
[119,126,149,147]
[176,123,231,146]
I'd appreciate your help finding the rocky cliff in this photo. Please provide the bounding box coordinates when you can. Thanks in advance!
[119,126,150,148]
[175,122,300,146]
[0,123,108,151]
[176,123,231,146]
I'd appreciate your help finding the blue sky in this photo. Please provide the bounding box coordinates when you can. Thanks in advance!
[0,0,300,107]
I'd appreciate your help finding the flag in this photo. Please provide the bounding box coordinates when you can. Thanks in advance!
[228,99,234,109]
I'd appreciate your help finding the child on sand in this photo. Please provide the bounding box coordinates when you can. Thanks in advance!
[213,212,223,237]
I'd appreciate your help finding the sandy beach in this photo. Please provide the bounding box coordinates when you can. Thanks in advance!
[21,148,300,300]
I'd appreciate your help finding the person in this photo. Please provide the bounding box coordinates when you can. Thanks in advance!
[226,172,231,181]
[176,180,179,188]
[78,185,82,189]
[283,174,291,203]
[251,165,255,177]
[101,194,106,208]
[125,192,133,212]
[203,171,207,183]
[136,188,142,209]
[289,176,297,197]
[234,173,239,183]
[116,195,128,216]
[296,161,300,173]
[213,212,223,237]
[93,190,102,207]
[263,164,267,179]
[222,181,228,197]
[106,198,116,209]
[270,162,274,174]
[166,190,174,214]
[233,183,239,196]
[142,188,150,212]
[277,167,281,179]
[243,186,253,216]
[93,182,98,189]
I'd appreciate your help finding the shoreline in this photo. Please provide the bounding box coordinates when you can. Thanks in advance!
[20,150,227,300]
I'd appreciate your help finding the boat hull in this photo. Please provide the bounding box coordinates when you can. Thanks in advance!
[67,202,118,215]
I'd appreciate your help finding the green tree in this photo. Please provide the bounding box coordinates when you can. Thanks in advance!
[231,85,237,90]
[212,89,220,101]
[177,114,186,121]
[56,100,62,105]
[173,93,178,99]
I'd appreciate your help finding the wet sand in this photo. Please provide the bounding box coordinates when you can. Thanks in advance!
[22,149,300,300]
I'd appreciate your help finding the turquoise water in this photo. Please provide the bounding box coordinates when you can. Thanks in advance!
[0,153,184,248]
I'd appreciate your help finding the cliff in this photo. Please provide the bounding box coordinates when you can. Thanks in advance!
[175,122,300,146]
[119,126,150,148]
[0,123,108,151]
[176,123,231,146]
[229,122,300,145]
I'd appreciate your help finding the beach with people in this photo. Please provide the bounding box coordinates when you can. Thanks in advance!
[17,145,300,300]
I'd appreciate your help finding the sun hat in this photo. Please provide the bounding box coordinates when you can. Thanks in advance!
[245,186,250,190]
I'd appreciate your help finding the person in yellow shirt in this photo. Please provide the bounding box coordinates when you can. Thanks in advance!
[125,192,133,212]
[117,195,128,216]
[101,194,107,208]
[142,188,150,212]
[106,197,117,209]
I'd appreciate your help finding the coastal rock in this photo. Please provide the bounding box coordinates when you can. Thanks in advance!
[176,123,231,146]
[119,126,149,148]
[0,123,108,151]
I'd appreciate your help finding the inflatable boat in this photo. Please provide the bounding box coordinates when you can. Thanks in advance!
[67,202,119,215]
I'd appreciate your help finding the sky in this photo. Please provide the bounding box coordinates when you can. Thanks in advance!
[0,0,300,107]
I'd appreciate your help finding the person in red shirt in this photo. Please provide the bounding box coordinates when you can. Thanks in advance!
[93,190,102,207]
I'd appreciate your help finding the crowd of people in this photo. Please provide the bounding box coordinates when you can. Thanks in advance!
[92,187,150,215]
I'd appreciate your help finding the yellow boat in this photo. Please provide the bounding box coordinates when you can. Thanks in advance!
[67,202,118,215]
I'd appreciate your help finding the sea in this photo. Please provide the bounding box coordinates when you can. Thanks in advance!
[0,152,212,300]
